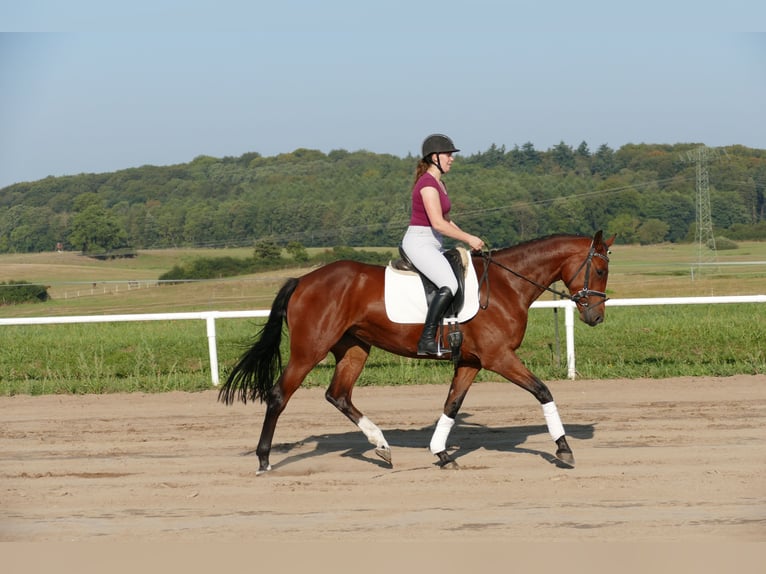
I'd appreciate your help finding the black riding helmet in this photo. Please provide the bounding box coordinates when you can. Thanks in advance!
[422,134,460,159]
[422,134,460,173]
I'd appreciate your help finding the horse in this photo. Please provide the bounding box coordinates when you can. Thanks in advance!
[219,230,614,473]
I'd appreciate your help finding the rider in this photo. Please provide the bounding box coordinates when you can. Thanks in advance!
[401,134,485,356]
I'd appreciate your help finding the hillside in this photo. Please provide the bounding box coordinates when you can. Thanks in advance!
[1,143,765,255]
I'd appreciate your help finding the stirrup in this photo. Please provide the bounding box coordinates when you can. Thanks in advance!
[417,337,450,356]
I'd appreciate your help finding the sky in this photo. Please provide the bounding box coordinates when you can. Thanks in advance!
[1,1,765,189]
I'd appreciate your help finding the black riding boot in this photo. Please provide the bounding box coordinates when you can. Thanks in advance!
[417,286,454,356]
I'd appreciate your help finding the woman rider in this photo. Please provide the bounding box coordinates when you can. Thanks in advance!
[401,134,484,355]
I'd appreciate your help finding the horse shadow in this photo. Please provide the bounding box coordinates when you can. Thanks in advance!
[242,412,596,472]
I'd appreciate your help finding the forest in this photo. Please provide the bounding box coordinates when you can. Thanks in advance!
[1,141,765,255]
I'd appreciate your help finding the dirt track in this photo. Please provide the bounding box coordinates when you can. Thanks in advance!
[2,375,765,543]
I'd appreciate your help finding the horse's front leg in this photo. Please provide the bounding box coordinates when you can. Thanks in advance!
[429,364,480,469]
[543,400,574,467]
[518,373,574,467]
[489,352,574,467]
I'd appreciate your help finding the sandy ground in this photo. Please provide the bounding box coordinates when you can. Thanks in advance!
[1,375,765,548]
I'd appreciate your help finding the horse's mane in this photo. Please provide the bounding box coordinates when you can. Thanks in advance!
[484,233,588,256]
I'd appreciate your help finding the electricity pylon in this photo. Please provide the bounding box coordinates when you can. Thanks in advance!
[682,146,721,275]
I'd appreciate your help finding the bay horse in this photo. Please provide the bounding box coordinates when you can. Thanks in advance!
[219,230,614,473]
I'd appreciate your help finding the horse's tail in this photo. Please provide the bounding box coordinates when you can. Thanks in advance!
[218,277,299,405]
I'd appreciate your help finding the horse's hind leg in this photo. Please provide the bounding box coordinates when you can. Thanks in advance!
[256,358,316,474]
[324,337,393,465]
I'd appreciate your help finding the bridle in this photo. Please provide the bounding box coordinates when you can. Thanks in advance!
[477,240,610,310]
[566,243,610,308]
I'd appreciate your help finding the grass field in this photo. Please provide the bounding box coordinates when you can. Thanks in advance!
[1,241,764,395]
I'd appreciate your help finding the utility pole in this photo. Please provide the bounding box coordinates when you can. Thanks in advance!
[682,146,722,276]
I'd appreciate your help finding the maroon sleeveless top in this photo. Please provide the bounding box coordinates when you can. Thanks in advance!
[409,172,451,226]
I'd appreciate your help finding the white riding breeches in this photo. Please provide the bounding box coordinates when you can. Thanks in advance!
[401,226,459,294]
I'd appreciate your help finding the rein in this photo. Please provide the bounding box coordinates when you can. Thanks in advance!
[476,241,610,310]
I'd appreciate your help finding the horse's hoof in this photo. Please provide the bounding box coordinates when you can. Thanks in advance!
[255,464,272,476]
[375,447,392,466]
[555,450,575,468]
[435,450,459,469]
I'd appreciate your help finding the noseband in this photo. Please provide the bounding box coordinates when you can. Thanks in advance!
[478,240,610,310]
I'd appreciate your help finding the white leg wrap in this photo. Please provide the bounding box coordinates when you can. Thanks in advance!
[429,414,455,454]
[358,416,389,450]
[542,401,566,441]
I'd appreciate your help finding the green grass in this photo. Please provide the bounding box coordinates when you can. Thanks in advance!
[520,304,766,379]
[1,304,763,396]
[1,242,765,395]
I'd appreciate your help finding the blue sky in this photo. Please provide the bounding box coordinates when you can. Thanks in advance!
[1,1,764,188]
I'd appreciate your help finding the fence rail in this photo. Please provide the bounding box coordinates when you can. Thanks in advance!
[2,295,765,384]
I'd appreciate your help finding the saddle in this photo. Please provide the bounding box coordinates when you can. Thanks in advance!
[390,247,468,361]
[391,247,467,317]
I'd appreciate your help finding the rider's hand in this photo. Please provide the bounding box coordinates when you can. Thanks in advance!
[469,236,484,252]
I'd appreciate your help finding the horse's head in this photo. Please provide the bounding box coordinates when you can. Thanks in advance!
[562,230,615,326]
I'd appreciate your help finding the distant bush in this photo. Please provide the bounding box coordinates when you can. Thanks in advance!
[715,237,738,250]
[159,256,251,282]
[159,246,395,281]
[313,246,395,266]
[0,281,50,305]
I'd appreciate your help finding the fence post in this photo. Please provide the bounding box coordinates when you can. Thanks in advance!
[565,302,576,380]
[205,315,220,386]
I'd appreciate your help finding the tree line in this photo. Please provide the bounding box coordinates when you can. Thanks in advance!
[1,142,764,255]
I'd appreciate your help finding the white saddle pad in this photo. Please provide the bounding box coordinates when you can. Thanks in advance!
[384,254,480,324]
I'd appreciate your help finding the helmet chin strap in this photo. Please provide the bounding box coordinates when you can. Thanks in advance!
[427,154,445,174]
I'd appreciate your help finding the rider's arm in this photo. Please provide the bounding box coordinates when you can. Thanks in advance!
[421,187,484,251]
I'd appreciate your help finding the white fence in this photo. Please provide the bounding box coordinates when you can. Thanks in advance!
[0,310,268,386]
[2,295,765,384]
[538,295,766,379]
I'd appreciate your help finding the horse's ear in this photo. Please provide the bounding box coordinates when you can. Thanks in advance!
[594,229,615,248]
